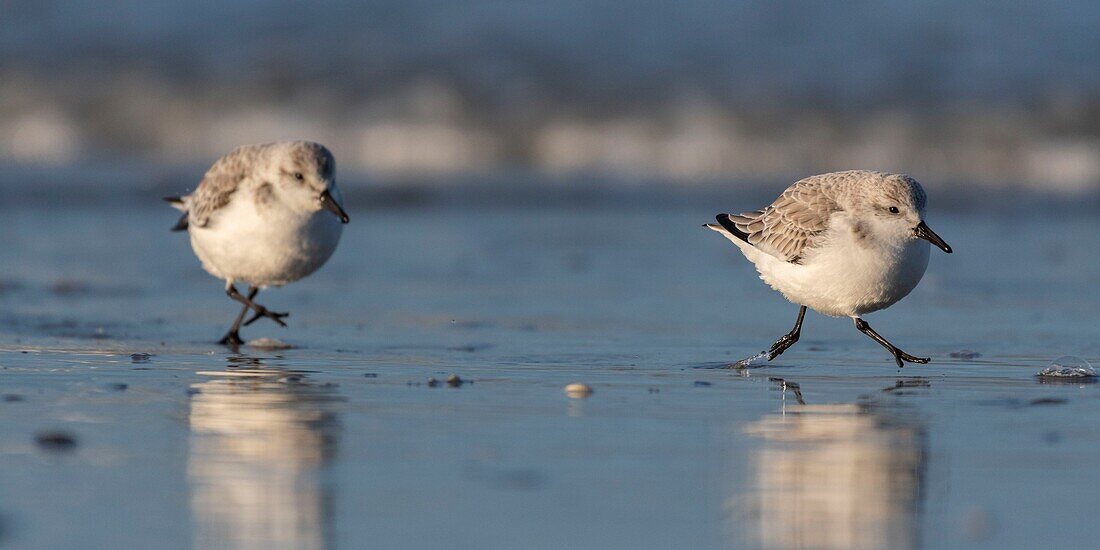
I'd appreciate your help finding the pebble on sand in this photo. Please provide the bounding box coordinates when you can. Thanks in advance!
[565,383,593,398]
[35,431,78,453]
[949,350,982,360]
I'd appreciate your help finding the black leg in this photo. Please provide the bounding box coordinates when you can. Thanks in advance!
[853,317,930,368]
[767,306,807,360]
[218,286,258,346]
[225,285,289,328]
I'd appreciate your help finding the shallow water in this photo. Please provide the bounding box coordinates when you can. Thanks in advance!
[1,198,1099,549]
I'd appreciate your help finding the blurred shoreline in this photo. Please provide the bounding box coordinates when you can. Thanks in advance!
[3,1,1097,192]
[3,84,1097,192]
[3,161,1100,216]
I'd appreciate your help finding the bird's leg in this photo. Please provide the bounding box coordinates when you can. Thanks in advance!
[225,284,289,328]
[853,317,930,368]
[767,306,807,360]
[235,286,289,328]
[218,285,258,346]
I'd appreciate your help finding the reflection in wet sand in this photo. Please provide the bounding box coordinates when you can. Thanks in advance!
[187,360,341,550]
[740,403,925,550]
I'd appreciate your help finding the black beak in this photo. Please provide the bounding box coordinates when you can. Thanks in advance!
[320,189,349,223]
[914,221,951,253]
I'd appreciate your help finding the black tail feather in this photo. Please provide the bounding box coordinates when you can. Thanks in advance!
[171,212,189,231]
[715,213,751,244]
[165,196,188,231]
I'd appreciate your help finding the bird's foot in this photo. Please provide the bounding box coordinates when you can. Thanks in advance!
[218,331,244,347]
[243,306,289,327]
[891,349,930,368]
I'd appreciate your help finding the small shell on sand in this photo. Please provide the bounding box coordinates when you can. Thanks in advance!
[247,338,296,350]
[565,383,593,398]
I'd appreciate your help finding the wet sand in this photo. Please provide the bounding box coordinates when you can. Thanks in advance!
[1,198,1098,549]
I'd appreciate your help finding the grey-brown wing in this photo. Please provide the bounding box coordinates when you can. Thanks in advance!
[723,182,839,263]
[186,146,260,227]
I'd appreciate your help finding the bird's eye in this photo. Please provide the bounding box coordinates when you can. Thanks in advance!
[294,172,304,181]
[888,206,900,214]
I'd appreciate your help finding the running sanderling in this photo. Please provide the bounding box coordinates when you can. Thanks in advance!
[166,141,350,345]
[706,170,952,367]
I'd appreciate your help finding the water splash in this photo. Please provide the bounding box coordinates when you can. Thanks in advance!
[1037,356,1096,378]
[731,351,769,369]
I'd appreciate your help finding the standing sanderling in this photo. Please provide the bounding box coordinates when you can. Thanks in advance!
[166,141,350,345]
[706,170,952,367]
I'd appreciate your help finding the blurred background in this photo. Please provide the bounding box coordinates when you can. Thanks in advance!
[1,0,1097,201]
[3,4,1100,549]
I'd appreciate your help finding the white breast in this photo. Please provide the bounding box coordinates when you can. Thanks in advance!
[189,194,343,287]
[748,222,930,317]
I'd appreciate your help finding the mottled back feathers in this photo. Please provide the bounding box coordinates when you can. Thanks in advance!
[167,141,333,230]
[184,145,262,228]
[717,170,926,263]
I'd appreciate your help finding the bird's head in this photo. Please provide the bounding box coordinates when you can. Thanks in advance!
[853,172,951,253]
[266,141,348,223]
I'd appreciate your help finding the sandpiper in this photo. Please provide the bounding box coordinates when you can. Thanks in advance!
[706,170,951,367]
[166,141,349,345]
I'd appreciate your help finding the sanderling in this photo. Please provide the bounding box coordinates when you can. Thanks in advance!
[166,141,349,345]
[706,170,952,367]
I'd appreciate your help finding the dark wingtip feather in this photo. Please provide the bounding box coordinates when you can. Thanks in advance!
[170,212,189,232]
[715,213,751,244]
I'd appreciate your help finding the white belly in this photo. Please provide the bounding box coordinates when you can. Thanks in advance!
[189,198,343,287]
[748,236,929,317]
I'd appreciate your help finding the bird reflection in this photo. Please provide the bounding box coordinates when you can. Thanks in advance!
[739,401,925,550]
[187,355,341,550]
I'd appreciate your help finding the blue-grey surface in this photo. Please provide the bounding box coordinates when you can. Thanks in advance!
[0,193,1098,549]
[6,0,1097,101]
